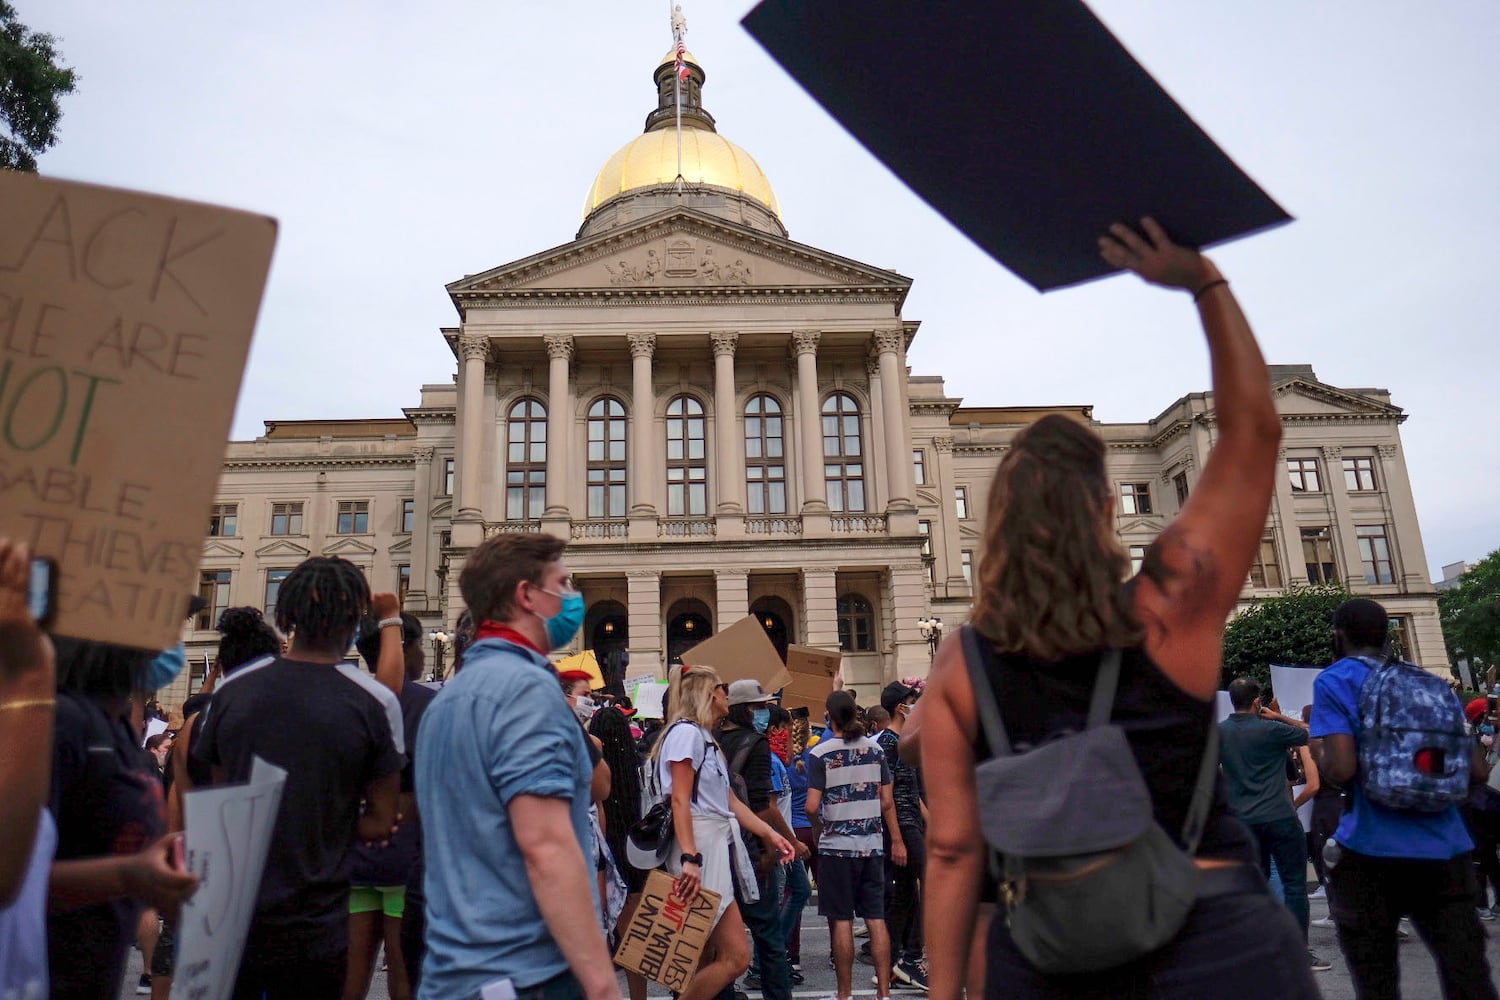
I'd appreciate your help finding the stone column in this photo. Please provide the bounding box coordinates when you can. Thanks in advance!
[874,329,914,511]
[888,561,931,679]
[933,436,968,594]
[715,569,750,628]
[1322,445,1364,585]
[627,569,664,678]
[1271,448,1304,586]
[456,335,490,521]
[712,332,742,517]
[802,568,840,649]
[865,357,886,512]
[628,334,658,538]
[542,334,573,533]
[792,331,826,513]
[407,446,434,612]
[1378,443,1432,592]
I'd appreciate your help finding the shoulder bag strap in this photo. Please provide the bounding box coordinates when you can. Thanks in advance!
[960,625,1013,759]
[1084,649,1123,728]
[1179,723,1220,856]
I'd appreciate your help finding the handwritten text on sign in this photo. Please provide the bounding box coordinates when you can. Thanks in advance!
[613,869,720,990]
[0,174,276,649]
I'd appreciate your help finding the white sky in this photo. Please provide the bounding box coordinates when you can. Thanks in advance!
[23,0,1499,582]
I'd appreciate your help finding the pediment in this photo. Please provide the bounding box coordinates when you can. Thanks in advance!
[201,540,243,559]
[255,539,311,559]
[958,523,983,542]
[430,500,453,519]
[914,488,941,507]
[387,536,412,555]
[448,209,912,301]
[1271,379,1400,418]
[1117,517,1164,535]
[322,536,377,557]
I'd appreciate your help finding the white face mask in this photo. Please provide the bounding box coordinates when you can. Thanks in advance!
[574,696,598,722]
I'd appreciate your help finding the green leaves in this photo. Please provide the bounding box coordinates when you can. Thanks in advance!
[1,1,78,172]
[1221,584,1350,690]
[1439,549,1500,672]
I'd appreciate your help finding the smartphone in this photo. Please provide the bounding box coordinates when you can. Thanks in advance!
[28,557,57,629]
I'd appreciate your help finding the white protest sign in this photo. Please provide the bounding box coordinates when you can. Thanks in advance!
[171,757,287,1000]
[1269,665,1325,724]
[1214,691,1234,723]
[633,680,669,720]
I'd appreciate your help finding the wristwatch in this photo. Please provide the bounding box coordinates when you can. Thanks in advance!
[680,852,704,867]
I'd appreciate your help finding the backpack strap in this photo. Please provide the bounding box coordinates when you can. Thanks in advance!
[1179,723,1219,855]
[961,625,1012,759]
[1085,649,1124,729]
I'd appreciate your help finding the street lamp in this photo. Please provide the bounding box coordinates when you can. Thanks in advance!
[429,629,450,683]
[918,616,944,661]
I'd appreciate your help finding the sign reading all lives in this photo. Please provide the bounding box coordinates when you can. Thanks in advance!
[0,173,276,651]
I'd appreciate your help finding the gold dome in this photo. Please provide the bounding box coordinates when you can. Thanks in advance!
[583,127,782,220]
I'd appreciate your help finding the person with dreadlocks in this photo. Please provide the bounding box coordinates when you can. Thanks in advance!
[590,704,649,1000]
[194,556,405,1000]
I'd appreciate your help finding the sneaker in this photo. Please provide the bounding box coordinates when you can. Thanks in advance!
[1311,916,1337,929]
[1480,907,1497,922]
[790,967,805,985]
[1309,950,1332,972]
[743,971,761,990]
[1308,884,1326,899]
[893,959,930,991]
[1397,923,1411,941]
[854,921,870,938]
[857,948,874,966]
[137,974,153,995]
[1491,906,1500,921]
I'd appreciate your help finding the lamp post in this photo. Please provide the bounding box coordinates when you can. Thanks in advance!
[429,630,450,683]
[918,616,944,661]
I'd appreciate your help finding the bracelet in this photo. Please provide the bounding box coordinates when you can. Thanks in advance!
[0,698,56,711]
[1193,279,1229,302]
[377,617,404,630]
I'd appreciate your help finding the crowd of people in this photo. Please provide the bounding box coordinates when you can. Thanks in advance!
[1,224,1497,1000]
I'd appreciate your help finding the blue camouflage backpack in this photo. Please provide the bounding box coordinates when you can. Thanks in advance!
[1355,655,1469,812]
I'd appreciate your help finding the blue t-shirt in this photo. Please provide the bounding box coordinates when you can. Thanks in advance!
[416,639,596,998]
[1310,656,1473,860]
[789,751,811,830]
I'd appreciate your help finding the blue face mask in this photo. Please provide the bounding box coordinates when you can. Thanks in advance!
[142,643,186,693]
[537,589,585,650]
[752,707,771,733]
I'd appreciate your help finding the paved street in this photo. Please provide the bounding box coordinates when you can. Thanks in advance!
[123,889,1500,998]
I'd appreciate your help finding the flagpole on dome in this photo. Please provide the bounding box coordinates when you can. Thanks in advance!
[670,2,688,193]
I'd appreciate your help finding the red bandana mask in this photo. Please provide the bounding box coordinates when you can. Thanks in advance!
[769,729,791,763]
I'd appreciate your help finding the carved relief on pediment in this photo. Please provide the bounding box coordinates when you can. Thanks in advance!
[603,239,752,287]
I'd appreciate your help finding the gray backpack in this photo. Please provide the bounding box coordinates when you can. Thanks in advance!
[961,626,1219,974]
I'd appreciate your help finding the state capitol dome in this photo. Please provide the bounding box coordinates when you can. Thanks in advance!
[578,49,786,240]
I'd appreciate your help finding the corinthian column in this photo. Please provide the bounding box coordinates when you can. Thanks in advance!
[628,334,658,517]
[543,334,573,522]
[712,332,742,515]
[793,330,826,512]
[408,445,434,611]
[874,329,914,511]
[457,335,491,521]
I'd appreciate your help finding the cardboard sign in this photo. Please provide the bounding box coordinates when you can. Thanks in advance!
[171,757,287,1000]
[742,0,1291,291]
[0,174,276,650]
[613,868,721,990]
[681,614,792,692]
[781,644,841,715]
[1269,664,1325,724]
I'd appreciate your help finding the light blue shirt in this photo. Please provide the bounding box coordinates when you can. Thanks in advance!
[416,638,596,998]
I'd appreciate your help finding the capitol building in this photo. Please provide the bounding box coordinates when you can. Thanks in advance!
[168,49,1447,706]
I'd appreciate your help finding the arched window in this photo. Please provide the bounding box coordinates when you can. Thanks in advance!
[505,398,547,519]
[666,395,708,516]
[836,593,875,652]
[744,394,787,515]
[822,392,865,512]
[587,397,627,518]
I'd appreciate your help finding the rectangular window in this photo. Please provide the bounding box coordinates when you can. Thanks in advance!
[401,499,415,533]
[1119,482,1153,515]
[913,449,927,485]
[1249,534,1283,589]
[1343,456,1378,492]
[1128,545,1148,576]
[1287,457,1322,493]
[269,502,304,536]
[397,565,411,606]
[443,458,455,496]
[918,520,935,584]
[1357,524,1395,584]
[1173,472,1190,507]
[955,486,970,520]
[264,568,290,619]
[961,550,974,588]
[1301,527,1339,584]
[208,503,238,537]
[1388,615,1412,661]
[337,500,370,534]
[197,570,231,630]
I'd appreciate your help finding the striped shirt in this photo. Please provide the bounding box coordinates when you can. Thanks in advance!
[807,735,891,857]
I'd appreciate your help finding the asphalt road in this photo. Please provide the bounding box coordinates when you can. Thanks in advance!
[123,891,1500,999]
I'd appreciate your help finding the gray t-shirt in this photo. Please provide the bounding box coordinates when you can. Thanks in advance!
[1218,713,1308,825]
[656,722,733,818]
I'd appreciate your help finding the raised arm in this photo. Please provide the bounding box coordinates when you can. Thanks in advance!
[0,540,55,905]
[370,592,406,696]
[1100,218,1282,700]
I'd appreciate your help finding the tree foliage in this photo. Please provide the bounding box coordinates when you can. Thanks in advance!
[0,1,77,171]
[1439,549,1500,671]
[1221,584,1348,689]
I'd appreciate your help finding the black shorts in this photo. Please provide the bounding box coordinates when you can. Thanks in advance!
[150,916,176,977]
[817,853,885,921]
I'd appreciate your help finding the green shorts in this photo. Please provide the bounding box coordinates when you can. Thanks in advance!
[349,884,406,918]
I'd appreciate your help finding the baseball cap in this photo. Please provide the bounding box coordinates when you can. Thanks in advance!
[1466,698,1488,725]
[881,682,916,716]
[727,679,775,707]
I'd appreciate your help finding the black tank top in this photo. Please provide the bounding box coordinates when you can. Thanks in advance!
[970,636,1254,863]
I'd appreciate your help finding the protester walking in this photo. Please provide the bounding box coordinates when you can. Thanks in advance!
[912,221,1318,1000]
[590,704,649,1000]
[1311,598,1498,1000]
[416,533,621,1000]
[877,682,929,991]
[785,712,817,981]
[767,704,812,986]
[651,666,794,1000]
[806,690,905,1000]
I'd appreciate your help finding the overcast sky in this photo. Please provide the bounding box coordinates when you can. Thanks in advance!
[24,0,1498,582]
